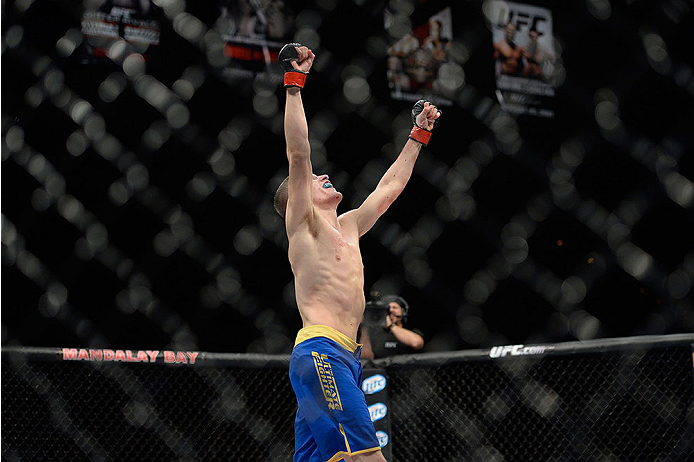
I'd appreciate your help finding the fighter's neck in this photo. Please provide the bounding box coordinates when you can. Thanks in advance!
[314,206,340,229]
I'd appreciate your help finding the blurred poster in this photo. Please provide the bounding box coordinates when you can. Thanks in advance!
[385,6,455,106]
[215,0,295,80]
[79,0,161,64]
[490,1,556,118]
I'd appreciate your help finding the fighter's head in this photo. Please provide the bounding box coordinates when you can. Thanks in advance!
[505,21,516,42]
[430,20,442,39]
[528,27,539,42]
[273,174,342,219]
[274,176,290,218]
[311,174,342,209]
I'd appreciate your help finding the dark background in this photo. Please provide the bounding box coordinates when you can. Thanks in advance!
[2,0,693,355]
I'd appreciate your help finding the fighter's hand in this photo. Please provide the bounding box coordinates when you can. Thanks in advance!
[291,46,315,73]
[415,101,441,131]
[409,100,442,146]
[279,43,314,89]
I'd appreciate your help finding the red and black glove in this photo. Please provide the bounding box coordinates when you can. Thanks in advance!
[409,100,442,146]
[279,42,308,89]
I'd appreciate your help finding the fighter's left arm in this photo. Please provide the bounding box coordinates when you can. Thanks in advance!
[340,101,441,237]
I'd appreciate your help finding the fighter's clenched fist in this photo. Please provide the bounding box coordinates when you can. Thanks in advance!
[409,100,442,146]
[279,43,315,89]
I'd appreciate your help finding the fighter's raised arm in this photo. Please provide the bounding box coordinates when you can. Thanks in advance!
[340,100,441,237]
[276,43,316,236]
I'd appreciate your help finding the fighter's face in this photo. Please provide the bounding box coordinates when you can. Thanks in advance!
[430,21,441,38]
[505,23,516,41]
[312,174,342,204]
[529,31,539,42]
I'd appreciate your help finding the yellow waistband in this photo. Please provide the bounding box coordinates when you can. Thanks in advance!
[294,325,361,353]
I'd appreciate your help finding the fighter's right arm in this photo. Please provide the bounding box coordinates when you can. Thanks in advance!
[284,87,314,235]
[281,45,315,235]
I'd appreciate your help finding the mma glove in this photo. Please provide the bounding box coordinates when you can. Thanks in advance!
[279,42,308,89]
[409,100,442,146]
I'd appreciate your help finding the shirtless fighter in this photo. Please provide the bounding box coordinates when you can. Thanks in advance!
[493,21,523,76]
[273,43,441,462]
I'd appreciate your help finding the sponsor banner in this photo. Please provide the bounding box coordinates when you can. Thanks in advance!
[78,0,162,64]
[215,0,295,81]
[368,402,388,422]
[385,3,455,106]
[489,1,557,118]
[362,369,392,460]
[375,430,389,448]
[62,348,198,364]
[362,373,387,395]
[489,344,553,358]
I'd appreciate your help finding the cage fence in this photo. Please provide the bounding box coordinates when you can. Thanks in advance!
[2,0,694,359]
[3,334,693,462]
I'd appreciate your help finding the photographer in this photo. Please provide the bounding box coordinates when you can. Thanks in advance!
[360,295,424,359]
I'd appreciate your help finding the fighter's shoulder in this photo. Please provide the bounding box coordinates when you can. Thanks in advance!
[337,210,361,232]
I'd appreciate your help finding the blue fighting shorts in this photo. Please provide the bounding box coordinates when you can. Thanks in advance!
[289,325,381,462]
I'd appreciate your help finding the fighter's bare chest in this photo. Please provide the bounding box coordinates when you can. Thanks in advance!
[320,230,361,266]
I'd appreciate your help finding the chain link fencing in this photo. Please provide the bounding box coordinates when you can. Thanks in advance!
[3,334,693,461]
[2,0,693,359]
[385,336,694,462]
[2,351,295,461]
